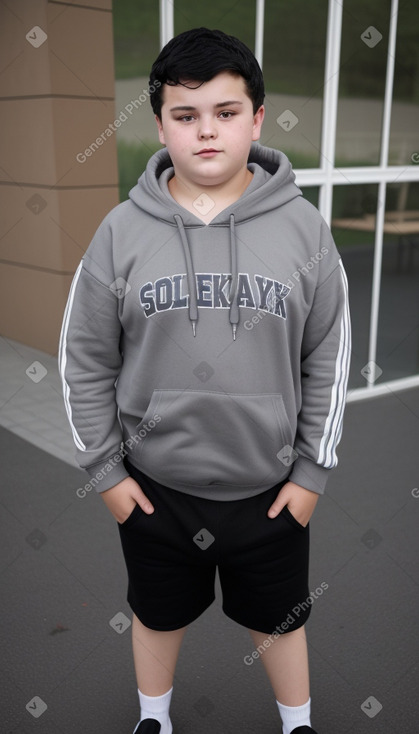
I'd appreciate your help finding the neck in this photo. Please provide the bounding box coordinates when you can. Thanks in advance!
[168,166,253,216]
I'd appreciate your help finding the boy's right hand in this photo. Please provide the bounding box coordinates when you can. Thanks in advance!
[100,476,154,523]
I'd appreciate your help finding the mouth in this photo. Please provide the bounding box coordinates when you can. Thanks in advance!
[195,148,222,155]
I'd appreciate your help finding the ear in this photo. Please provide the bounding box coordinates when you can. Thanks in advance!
[155,114,166,145]
[252,105,265,141]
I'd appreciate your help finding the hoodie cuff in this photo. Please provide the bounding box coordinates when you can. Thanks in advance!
[84,454,130,493]
[288,456,330,495]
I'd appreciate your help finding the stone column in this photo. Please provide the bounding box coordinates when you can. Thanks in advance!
[0,0,119,353]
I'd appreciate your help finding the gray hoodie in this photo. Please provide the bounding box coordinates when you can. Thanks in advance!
[59,142,351,499]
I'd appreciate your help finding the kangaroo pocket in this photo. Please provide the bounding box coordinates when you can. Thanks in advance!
[129,389,294,490]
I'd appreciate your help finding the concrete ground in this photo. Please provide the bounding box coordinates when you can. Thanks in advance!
[1,337,419,733]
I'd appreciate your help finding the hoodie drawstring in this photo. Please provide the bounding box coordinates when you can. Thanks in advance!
[174,214,198,336]
[174,213,239,340]
[228,213,239,341]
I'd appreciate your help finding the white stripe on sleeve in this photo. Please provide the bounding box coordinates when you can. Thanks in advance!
[58,262,87,452]
[318,260,352,468]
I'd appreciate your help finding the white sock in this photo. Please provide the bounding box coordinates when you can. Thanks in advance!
[137,687,173,734]
[276,697,311,734]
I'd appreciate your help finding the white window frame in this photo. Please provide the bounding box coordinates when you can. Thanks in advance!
[160,0,419,400]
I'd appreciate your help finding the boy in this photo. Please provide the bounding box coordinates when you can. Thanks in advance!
[59,27,351,734]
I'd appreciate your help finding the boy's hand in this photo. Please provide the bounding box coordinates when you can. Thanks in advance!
[267,480,319,527]
[100,476,154,524]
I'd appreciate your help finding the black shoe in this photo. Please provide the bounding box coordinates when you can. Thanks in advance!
[133,719,161,734]
[291,727,318,733]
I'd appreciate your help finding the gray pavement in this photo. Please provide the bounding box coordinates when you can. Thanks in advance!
[1,376,419,732]
[0,338,78,468]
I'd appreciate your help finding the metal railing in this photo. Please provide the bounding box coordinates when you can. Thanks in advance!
[158,0,419,400]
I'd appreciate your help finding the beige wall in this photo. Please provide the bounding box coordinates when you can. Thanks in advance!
[0,0,119,354]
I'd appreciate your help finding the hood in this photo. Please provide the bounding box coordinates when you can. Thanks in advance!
[129,142,301,225]
[128,142,302,339]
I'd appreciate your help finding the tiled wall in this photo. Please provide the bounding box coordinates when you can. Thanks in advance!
[0,0,119,354]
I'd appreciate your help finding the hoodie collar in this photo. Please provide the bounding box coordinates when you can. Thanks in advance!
[129,142,302,226]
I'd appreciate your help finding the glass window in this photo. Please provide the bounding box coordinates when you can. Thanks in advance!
[331,184,380,389]
[300,187,319,209]
[262,0,328,167]
[388,0,419,166]
[376,182,419,381]
[175,0,255,49]
[113,2,162,201]
[335,0,391,166]
[113,3,160,79]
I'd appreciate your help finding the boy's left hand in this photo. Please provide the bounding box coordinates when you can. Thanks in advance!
[267,480,319,527]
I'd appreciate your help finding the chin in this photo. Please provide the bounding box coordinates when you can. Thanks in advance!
[194,174,229,187]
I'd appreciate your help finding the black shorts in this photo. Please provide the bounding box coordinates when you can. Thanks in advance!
[117,460,311,635]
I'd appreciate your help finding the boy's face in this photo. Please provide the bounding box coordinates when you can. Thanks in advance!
[155,71,264,190]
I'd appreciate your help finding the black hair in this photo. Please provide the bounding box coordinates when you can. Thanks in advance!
[149,27,265,119]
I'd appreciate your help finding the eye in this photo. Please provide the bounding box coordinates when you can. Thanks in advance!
[178,115,195,122]
[219,111,235,119]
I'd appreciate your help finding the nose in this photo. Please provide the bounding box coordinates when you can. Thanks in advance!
[198,115,217,140]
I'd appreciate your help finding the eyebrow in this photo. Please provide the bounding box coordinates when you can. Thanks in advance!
[169,100,243,112]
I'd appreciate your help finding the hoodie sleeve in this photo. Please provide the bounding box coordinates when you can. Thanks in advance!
[58,218,130,493]
[288,228,352,495]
